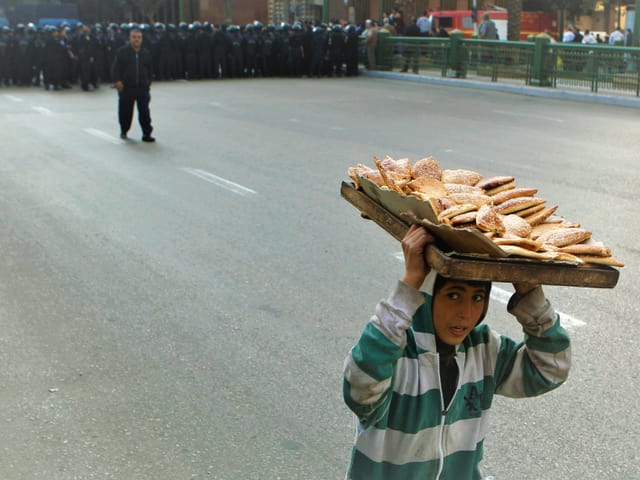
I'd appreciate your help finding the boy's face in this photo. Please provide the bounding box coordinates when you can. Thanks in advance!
[432,280,487,346]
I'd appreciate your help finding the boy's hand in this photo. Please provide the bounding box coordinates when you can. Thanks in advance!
[401,225,435,289]
[512,282,540,295]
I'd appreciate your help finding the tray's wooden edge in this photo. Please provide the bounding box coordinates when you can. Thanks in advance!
[341,181,409,241]
[341,181,620,289]
[427,248,619,288]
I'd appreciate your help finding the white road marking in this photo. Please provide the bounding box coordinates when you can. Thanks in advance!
[492,109,564,123]
[3,94,23,102]
[209,102,222,107]
[288,118,300,123]
[444,149,454,153]
[83,128,123,145]
[392,251,586,330]
[32,106,53,116]
[181,168,258,197]
[329,126,344,131]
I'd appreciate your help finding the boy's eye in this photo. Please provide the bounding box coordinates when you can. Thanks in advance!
[472,294,486,302]
[446,292,460,300]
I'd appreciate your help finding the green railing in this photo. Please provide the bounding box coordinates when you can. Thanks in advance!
[362,32,640,96]
[373,36,451,76]
[549,43,640,94]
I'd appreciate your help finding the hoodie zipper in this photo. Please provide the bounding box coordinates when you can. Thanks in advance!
[135,52,139,85]
[435,352,461,480]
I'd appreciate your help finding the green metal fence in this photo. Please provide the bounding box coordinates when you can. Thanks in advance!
[362,33,640,96]
[549,43,640,95]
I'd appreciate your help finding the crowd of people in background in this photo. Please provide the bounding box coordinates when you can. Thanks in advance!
[1,11,636,91]
[562,25,634,46]
[0,19,365,92]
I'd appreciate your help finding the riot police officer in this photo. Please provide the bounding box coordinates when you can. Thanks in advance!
[74,24,99,90]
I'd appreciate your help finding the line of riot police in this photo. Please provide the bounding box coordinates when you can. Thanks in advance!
[0,20,362,90]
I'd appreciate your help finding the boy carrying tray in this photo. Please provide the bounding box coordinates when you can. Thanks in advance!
[342,224,571,479]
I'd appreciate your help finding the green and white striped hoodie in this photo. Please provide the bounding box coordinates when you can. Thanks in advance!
[343,276,571,480]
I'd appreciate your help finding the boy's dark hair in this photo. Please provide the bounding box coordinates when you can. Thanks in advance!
[433,275,492,325]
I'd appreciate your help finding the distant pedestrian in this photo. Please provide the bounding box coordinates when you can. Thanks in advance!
[479,12,499,40]
[111,27,155,142]
[562,26,575,43]
[416,10,431,37]
[364,20,377,70]
[401,17,420,72]
[582,29,597,45]
[609,27,624,45]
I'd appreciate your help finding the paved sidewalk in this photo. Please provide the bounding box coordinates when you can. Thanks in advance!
[361,68,640,108]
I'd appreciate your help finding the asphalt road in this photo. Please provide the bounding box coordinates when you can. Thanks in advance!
[1,78,638,480]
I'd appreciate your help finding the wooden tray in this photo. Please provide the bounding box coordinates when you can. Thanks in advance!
[341,181,620,288]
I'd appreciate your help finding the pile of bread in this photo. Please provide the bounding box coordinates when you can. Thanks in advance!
[348,155,624,267]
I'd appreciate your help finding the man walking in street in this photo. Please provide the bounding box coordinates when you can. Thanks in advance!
[111,27,155,142]
[479,12,499,40]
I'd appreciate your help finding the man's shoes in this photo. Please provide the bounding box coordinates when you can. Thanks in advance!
[142,135,156,143]
[120,132,127,140]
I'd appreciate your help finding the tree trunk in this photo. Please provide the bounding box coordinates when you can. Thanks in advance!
[506,0,522,41]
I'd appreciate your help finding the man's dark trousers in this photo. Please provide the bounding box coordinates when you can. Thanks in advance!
[118,86,153,137]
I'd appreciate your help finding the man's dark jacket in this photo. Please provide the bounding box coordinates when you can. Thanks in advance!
[111,44,152,88]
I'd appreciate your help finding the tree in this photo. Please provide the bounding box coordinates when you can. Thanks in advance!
[507,0,522,40]
[135,0,167,20]
[221,0,232,23]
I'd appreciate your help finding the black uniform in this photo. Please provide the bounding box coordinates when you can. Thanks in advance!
[229,29,244,78]
[345,26,359,76]
[260,29,276,77]
[327,27,346,77]
[211,27,227,79]
[74,31,99,90]
[244,29,259,77]
[0,31,9,85]
[309,27,327,77]
[42,32,65,90]
[111,43,154,138]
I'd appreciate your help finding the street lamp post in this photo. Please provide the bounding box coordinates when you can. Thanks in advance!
[178,0,185,22]
[634,0,640,46]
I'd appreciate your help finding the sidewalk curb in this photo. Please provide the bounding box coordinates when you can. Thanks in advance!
[361,70,640,108]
